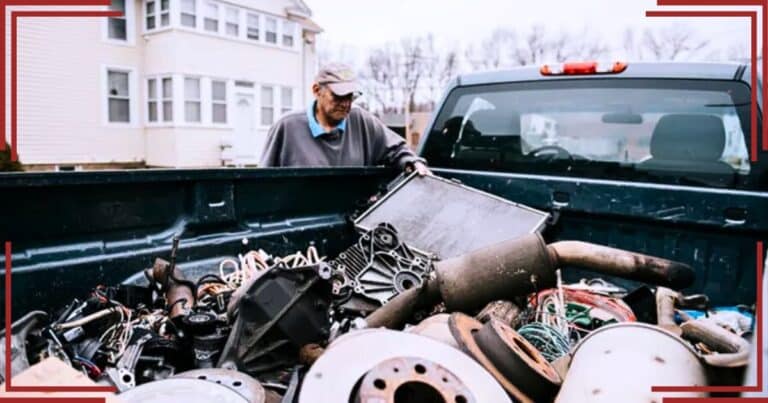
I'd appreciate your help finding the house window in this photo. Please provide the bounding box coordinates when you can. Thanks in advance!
[160,0,170,26]
[225,7,239,36]
[148,77,172,123]
[204,2,218,33]
[246,13,259,40]
[107,70,131,122]
[281,87,293,115]
[145,0,169,31]
[212,80,227,123]
[108,0,127,40]
[282,20,295,47]
[185,77,202,122]
[145,0,156,30]
[265,17,277,43]
[261,86,274,125]
[181,0,196,28]
[162,77,173,122]
[148,78,158,122]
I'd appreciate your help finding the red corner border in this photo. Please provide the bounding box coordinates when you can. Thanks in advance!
[0,0,765,400]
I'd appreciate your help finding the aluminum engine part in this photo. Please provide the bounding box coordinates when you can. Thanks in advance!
[175,369,266,403]
[330,223,433,305]
[104,332,153,392]
[299,329,510,403]
[355,357,476,403]
[474,320,562,402]
[447,313,534,403]
[118,378,248,403]
[555,323,707,402]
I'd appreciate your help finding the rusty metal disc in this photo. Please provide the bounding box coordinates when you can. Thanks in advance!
[355,357,475,403]
[474,320,562,402]
[174,368,266,403]
[300,329,510,403]
[448,313,533,403]
[119,378,248,403]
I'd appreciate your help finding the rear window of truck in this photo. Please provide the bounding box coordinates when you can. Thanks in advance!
[422,79,765,190]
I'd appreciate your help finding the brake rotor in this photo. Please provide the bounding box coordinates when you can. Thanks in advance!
[447,313,533,403]
[474,320,562,402]
[406,314,460,349]
[174,368,266,403]
[355,357,475,403]
[118,378,248,403]
[299,329,510,403]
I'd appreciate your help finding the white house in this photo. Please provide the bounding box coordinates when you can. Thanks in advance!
[17,0,321,169]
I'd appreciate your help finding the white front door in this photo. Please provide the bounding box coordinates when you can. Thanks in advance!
[232,93,260,165]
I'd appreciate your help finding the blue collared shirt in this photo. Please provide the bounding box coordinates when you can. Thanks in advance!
[307,101,347,138]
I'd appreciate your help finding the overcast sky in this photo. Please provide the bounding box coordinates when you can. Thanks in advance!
[307,0,754,60]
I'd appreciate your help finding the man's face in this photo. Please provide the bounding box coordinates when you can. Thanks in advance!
[313,83,354,123]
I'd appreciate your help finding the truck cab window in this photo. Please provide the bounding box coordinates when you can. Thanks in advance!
[422,79,761,190]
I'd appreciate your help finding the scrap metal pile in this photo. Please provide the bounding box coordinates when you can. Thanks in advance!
[0,175,757,402]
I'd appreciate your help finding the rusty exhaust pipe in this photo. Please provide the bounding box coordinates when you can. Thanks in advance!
[547,241,695,291]
[366,234,695,329]
[149,238,195,319]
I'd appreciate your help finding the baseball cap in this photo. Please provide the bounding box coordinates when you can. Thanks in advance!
[315,63,361,96]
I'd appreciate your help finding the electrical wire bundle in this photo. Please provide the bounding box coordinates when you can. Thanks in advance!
[517,322,571,362]
[519,273,637,360]
[197,246,327,303]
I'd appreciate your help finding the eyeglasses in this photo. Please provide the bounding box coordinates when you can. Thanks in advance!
[322,85,360,103]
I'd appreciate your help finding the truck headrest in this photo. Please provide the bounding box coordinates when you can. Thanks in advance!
[468,110,522,135]
[650,114,726,161]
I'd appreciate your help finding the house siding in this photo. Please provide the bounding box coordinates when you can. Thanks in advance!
[14,0,316,168]
[18,3,146,165]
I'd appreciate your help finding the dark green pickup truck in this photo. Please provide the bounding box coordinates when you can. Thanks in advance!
[419,61,766,307]
[0,61,764,396]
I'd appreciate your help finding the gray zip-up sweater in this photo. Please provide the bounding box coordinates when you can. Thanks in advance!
[259,106,424,170]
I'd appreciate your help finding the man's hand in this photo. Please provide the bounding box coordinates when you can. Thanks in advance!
[405,161,432,176]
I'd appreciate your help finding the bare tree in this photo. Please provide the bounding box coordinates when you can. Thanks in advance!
[509,25,608,66]
[362,44,400,113]
[465,29,516,70]
[642,24,710,61]
[512,24,547,65]
[622,28,644,60]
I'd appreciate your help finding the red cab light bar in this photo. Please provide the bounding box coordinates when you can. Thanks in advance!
[540,61,628,76]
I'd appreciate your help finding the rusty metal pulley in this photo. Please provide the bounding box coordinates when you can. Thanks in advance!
[447,313,534,403]
[473,320,562,402]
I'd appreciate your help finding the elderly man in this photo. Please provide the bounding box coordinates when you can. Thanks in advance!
[259,63,430,175]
